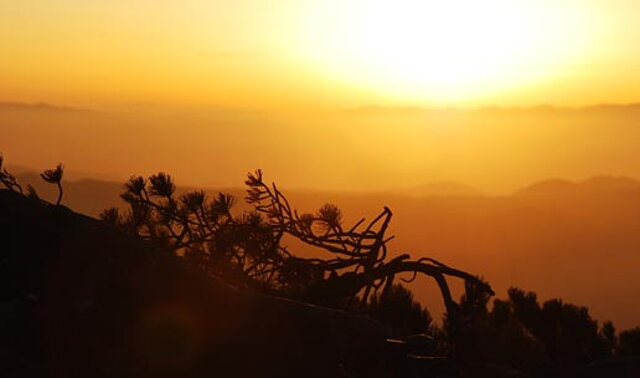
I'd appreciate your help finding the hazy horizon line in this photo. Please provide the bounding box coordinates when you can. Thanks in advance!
[8,162,640,198]
[5,100,640,116]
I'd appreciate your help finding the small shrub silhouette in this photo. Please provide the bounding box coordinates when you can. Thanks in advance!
[0,155,64,205]
[361,284,433,338]
[619,327,640,356]
[40,163,64,205]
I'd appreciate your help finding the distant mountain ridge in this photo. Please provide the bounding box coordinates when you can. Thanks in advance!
[6,100,640,117]
[514,175,640,197]
[0,101,93,113]
[12,166,640,206]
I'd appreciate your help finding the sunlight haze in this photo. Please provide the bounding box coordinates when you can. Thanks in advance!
[1,0,638,109]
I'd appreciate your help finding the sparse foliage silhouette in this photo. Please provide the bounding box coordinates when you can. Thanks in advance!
[245,170,494,311]
[40,163,64,205]
[444,286,636,375]
[0,155,23,194]
[360,284,434,338]
[103,169,494,330]
[100,173,287,291]
[0,155,63,205]
[619,327,640,356]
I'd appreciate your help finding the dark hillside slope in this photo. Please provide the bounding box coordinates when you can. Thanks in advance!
[0,190,388,377]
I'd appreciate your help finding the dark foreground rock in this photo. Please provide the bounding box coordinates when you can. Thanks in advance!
[578,356,640,378]
[0,190,390,377]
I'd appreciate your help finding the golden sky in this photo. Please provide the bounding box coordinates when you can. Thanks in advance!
[2,0,640,111]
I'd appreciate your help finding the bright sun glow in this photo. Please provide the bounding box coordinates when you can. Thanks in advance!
[299,0,592,103]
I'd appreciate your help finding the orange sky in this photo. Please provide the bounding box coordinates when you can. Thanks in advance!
[4,1,640,193]
[2,0,640,111]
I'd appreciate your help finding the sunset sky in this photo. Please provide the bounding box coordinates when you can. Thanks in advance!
[4,1,640,194]
[2,0,640,111]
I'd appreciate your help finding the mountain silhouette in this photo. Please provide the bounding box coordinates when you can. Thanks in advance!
[514,176,640,197]
[0,101,94,114]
